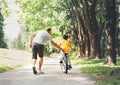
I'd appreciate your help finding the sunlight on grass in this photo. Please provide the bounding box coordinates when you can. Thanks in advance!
[76,59,104,65]
[72,57,104,65]
[71,56,120,85]
[80,66,116,73]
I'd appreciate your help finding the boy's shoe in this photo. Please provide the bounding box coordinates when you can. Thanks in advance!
[32,66,37,75]
[38,70,44,74]
[59,60,63,63]
[68,65,72,70]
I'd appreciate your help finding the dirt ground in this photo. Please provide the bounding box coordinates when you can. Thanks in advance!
[0,48,32,68]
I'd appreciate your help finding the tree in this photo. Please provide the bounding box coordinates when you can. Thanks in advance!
[15,0,72,51]
[69,0,104,59]
[104,0,117,65]
[0,0,10,48]
[116,0,120,57]
[0,11,7,48]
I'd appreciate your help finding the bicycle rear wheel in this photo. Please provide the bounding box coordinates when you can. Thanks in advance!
[60,55,68,74]
[64,56,68,74]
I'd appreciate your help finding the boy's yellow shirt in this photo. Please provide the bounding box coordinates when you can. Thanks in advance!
[59,39,71,52]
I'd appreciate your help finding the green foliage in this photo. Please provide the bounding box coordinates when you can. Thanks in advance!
[17,0,71,33]
[0,0,9,48]
[0,12,7,48]
[0,38,8,48]
[14,0,72,51]
[96,0,106,24]
[0,0,9,17]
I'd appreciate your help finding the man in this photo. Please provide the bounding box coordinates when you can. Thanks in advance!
[30,28,64,74]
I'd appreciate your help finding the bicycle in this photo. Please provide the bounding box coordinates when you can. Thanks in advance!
[60,53,69,74]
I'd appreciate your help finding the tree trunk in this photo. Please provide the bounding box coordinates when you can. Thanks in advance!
[83,0,100,59]
[116,1,120,57]
[71,0,87,57]
[104,0,117,65]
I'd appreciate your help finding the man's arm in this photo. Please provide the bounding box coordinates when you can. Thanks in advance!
[51,41,64,52]
[30,33,36,48]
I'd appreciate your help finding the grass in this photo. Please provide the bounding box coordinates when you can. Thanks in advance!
[0,66,14,73]
[0,63,22,73]
[80,66,115,73]
[71,56,120,85]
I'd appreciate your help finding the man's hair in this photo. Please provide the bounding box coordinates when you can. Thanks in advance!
[46,28,51,32]
[63,34,68,40]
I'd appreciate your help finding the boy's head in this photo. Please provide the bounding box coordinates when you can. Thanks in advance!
[63,34,68,40]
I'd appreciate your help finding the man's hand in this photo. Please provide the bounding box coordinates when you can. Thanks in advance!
[51,41,65,52]
[29,33,36,48]
[30,43,32,48]
[61,48,65,52]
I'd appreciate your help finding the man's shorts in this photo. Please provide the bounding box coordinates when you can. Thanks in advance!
[32,43,44,59]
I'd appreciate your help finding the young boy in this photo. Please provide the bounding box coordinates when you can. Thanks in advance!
[59,34,72,69]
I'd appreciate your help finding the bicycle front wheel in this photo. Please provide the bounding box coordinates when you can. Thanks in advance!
[64,56,68,74]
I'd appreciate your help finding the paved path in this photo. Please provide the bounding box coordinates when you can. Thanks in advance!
[0,56,95,85]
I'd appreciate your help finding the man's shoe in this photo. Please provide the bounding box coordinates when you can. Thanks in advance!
[38,70,44,74]
[32,67,37,75]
